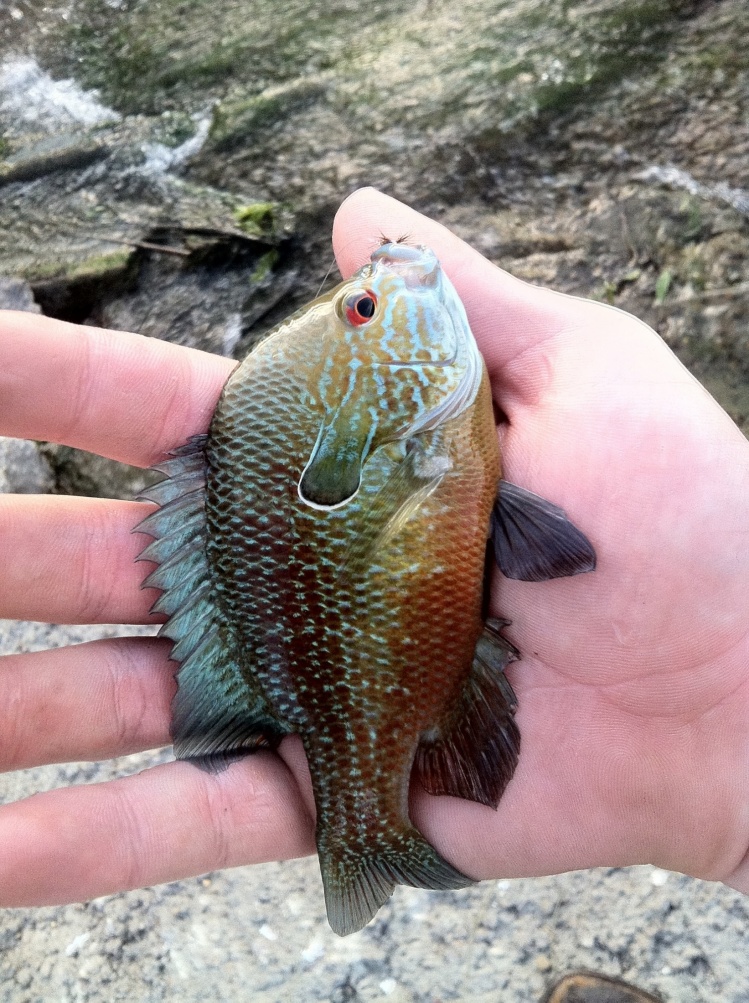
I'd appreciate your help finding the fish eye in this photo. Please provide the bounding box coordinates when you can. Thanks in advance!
[344,291,377,326]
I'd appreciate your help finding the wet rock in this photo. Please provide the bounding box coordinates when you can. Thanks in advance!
[0,437,54,494]
[0,52,292,332]
[37,443,157,500]
[0,134,289,326]
[0,49,299,496]
[0,134,108,186]
[0,276,39,312]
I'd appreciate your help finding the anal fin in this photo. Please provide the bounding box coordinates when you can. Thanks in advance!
[415,618,520,809]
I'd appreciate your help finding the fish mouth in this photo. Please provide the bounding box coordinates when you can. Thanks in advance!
[370,242,439,289]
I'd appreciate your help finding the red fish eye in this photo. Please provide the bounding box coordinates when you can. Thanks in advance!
[344,291,377,326]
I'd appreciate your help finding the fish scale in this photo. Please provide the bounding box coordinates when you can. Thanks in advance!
[136,241,596,936]
[203,271,498,930]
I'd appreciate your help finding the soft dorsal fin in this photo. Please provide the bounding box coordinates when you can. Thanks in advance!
[491,479,596,582]
[415,618,520,809]
[135,435,290,772]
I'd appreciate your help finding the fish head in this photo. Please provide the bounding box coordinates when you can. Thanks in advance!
[299,242,483,510]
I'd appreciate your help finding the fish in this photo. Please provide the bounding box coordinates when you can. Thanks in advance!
[135,240,595,936]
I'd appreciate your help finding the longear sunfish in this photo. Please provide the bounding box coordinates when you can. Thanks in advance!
[136,241,595,935]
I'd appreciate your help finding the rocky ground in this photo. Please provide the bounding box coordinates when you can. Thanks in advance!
[0,0,748,999]
[1,614,748,1003]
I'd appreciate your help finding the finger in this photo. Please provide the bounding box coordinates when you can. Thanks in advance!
[0,494,160,623]
[0,751,315,906]
[0,311,234,467]
[0,638,174,772]
[331,188,662,408]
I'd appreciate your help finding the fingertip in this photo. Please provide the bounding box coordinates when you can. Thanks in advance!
[333,188,474,278]
[332,186,390,276]
[335,185,380,221]
[331,191,570,406]
[0,311,235,467]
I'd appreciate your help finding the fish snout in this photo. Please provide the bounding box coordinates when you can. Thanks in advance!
[371,242,439,289]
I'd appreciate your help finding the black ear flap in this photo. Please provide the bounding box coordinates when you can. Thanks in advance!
[299,408,372,509]
[299,448,362,508]
[491,480,596,582]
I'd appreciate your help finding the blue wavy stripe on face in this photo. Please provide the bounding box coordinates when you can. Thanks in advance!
[414,299,446,363]
[402,270,483,437]
[378,283,396,357]
[338,361,358,413]
[319,352,334,405]
[405,294,419,356]
[361,406,379,461]
[373,366,388,407]
[381,288,397,356]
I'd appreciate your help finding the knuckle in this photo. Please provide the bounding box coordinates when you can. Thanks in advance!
[197,775,235,872]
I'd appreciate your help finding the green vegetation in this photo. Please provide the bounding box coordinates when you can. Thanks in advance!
[249,248,280,284]
[233,202,277,238]
[20,248,134,283]
[52,0,711,137]
[655,268,672,304]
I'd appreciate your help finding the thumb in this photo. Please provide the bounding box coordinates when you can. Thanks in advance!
[332,187,608,409]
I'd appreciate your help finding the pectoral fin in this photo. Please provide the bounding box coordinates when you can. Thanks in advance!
[339,436,450,576]
[415,619,520,809]
[491,479,596,582]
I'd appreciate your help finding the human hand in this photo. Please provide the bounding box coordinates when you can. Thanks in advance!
[0,306,315,905]
[332,191,749,892]
[1,187,748,909]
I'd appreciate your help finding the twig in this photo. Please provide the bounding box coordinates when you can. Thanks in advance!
[98,236,191,258]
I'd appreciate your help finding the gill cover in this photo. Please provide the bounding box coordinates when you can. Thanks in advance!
[298,244,482,510]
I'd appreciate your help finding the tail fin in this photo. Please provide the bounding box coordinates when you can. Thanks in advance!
[319,827,473,936]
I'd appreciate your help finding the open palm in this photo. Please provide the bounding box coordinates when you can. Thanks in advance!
[1,188,748,908]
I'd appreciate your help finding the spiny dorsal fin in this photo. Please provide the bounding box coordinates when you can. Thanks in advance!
[491,479,596,582]
[134,435,289,772]
[415,618,520,809]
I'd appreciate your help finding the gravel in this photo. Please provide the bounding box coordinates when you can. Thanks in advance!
[0,615,747,1001]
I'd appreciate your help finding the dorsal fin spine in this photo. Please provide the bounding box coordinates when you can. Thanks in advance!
[133,435,290,772]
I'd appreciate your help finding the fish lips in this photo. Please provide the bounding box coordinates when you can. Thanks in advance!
[371,242,440,290]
